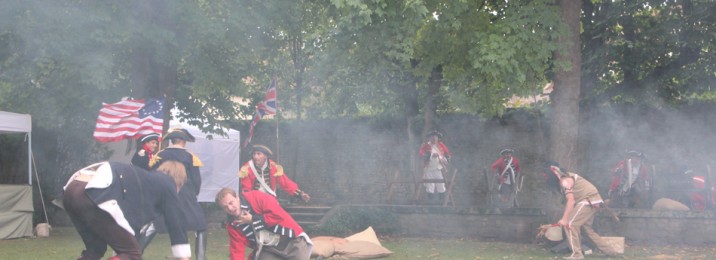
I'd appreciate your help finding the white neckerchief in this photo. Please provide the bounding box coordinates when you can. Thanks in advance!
[249,160,276,197]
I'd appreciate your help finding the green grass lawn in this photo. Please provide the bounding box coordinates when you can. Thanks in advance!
[1,227,713,259]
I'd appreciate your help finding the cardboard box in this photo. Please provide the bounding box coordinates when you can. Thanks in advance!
[602,236,624,254]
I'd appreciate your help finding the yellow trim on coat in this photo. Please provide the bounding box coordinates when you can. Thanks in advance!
[148,155,161,168]
[272,161,284,176]
[191,153,204,167]
[237,160,285,178]
[238,164,250,178]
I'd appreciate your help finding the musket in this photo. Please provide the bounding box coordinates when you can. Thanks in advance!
[602,203,621,222]
[512,175,524,207]
[517,174,524,192]
[649,164,656,206]
[429,143,449,169]
[707,164,713,209]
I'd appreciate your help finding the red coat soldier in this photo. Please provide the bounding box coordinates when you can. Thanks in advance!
[238,145,310,202]
[418,130,452,202]
[608,151,652,208]
[216,188,312,259]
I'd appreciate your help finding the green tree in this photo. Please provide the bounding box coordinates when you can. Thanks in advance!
[322,0,563,168]
[323,0,562,118]
[0,0,261,194]
[581,0,716,107]
[579,0,716,172]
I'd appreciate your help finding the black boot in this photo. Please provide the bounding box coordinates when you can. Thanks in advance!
[195,231,207,260]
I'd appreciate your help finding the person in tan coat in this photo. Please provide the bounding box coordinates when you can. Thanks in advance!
[545,161,621,260]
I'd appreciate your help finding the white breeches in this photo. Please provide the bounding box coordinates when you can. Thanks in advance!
[423,168,446,193]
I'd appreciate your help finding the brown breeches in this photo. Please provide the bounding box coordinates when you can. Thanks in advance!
[63,180,142,260]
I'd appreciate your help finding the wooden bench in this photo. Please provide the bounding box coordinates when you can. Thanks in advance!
[385,169,416,204]
[413,166,458,207]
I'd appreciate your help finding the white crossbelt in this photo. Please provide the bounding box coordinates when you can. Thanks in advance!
[249,160,277,197]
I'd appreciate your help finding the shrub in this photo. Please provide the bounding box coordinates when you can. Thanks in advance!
[307,205,399,237]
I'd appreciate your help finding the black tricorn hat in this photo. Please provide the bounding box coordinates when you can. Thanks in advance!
[626,150,645,159]
[252,144,273,157]
[139,133,161,143]
[500,149,515,155]
[164,128,196,142]
[425,130,443,138]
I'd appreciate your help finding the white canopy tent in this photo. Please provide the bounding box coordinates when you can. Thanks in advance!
[0,111,32,183]
[108,121,241,202]
[179,122,242,202]
[0,111,34,239]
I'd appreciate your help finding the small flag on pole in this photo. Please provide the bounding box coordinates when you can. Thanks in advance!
[243,79,277,147]
[93,98,164,143]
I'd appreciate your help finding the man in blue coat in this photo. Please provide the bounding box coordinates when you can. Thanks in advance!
[149,128,208,259]
[63,161,191,260]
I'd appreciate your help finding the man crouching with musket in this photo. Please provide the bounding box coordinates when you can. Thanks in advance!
[545,161,620,260]
[63,161,191,260]
[215,187,312,260]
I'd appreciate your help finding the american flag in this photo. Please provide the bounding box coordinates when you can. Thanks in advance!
[93,98,164,143]
[243,79,277,147]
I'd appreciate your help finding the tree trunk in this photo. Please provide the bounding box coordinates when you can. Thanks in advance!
[130,0,177,149]
[550,0,582,170]
[401,78,420,175]
[158,63,177,132]
[289,34,306,187]
[422,65,443,135]
[290,35,306,121]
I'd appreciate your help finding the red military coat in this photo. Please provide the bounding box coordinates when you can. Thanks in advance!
[609,159,651,193]
[491,156,521,184]
[691,175,716,211]
[418,141,452,167]
[238,159,300,196]
[225,190,305,260]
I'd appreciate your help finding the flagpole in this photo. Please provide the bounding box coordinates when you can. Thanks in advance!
[276,109,280,162]
[275,78,280,162]
[161,95,172,150]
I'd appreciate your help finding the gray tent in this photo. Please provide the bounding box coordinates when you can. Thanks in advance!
[0,111,33,239]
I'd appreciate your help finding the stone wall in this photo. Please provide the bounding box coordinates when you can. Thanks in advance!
[247,104,716,209]
[594,209,716,245]
[241,106,716,244]
[248,113,549,207]
[331,205,716,245]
